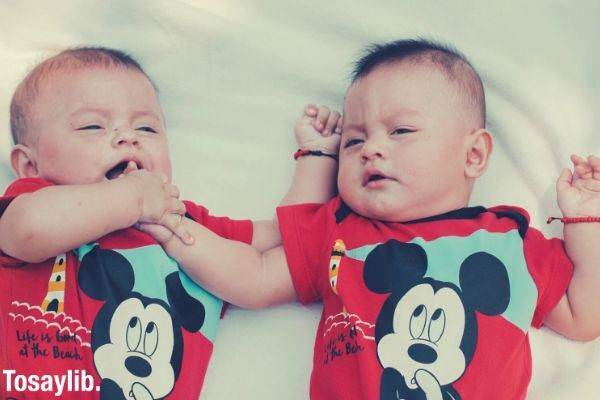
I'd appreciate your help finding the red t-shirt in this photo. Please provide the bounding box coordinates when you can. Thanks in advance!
[277,197,573,400]
[0,178,252,400]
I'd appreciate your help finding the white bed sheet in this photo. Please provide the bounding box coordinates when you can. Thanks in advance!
[1,1,599,398]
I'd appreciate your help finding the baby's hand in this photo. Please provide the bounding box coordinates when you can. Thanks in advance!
[556,155,600,217]
[120,162,193,244]
[137,217,197,246]
[294,104,342,154]
[136,222,183,244]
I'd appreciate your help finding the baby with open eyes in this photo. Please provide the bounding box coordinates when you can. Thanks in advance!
[139,39,600,400]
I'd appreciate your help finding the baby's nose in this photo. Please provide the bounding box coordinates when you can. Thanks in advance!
[361,140,384,161]
[112,127,140,147]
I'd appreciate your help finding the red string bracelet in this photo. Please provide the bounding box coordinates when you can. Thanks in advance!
[294,148,338,161]
[547,216,600,224]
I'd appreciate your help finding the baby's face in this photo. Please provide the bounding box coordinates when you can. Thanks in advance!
[27,66,171,184]
[338,62,473,222]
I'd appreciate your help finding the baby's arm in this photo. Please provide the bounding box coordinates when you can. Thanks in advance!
[153,216,294,308]
[138,105,341,305]
[251,104,341,251]
[0,165,188,263]
[282,104,341,205]
[544,155,600,341]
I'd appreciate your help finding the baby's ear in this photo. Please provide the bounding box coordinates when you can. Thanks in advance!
[10,144,39,178]
[464,128,493,179]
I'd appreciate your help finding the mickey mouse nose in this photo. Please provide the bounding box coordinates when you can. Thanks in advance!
[408,343,437,364]
[125,355,152,377]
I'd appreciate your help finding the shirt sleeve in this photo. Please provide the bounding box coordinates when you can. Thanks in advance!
[276,198,339,304]
[524,226,574,328]
[0,178,54,267]
[183,201,253,245]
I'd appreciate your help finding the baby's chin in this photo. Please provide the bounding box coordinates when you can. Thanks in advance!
[341,193,413,223]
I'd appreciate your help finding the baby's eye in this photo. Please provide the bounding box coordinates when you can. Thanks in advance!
[136,126,158,133]
[343,138,364,148]
[391,128,414,135]
[77,124,103,131]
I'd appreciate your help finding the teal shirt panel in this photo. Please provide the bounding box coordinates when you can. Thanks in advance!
[77,243,222,341]
[345,229,537,333]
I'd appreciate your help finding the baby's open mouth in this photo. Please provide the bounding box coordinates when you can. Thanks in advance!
[363,172,394,186]
[105,160,142,180]
[368,174,386,183]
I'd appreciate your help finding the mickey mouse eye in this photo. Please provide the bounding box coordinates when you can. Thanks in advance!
[126,316,142,351]
[428,308,446,343]
[143,321,159,357]
[409,304,427,339]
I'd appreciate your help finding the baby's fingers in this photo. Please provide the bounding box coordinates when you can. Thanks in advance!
[556,168,573,193]
[580,179,600,192]
[335,115,343,134]
[314,105,331,132]
[170,198,187,215]
[117,161,139,179]
[571,154,593,179]
[323,110,341,136]
[168,184,180,199]
[571,154,587,165]
[588,155,600,179]
[303,104,318,118]
[136,222,174,243]
[162,214,194,245]
[124,161,139,174]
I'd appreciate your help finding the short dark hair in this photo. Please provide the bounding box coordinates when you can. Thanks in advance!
[10,46,154,145]
[351,38,486,127]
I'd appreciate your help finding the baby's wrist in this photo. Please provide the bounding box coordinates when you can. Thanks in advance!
[294,148,338,162]
[116,175,145,222]
[161,232,182,252]
[159,232,176,246]
[548,208,600,225]
[296,142,338,154]
[100,178,138,227]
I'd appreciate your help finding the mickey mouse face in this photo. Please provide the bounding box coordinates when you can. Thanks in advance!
[78,246,206,399]
[94,297,176,399]
[378,282,466,390]
[364,240,511,397]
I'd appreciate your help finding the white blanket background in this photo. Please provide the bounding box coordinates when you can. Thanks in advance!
[1,1,599,398]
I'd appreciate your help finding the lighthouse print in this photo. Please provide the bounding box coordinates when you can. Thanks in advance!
[329,239,346,294]
[41,253,67,313]
[329,239,350,315]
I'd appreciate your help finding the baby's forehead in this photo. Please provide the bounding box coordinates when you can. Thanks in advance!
[42,64,153,91]
[11,48,160,146]
[344,60,484,129]
[32,65,160,115]
[347,60,460,97]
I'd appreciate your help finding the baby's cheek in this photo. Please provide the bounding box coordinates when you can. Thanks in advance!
[337,167,352,185]
[397,165,418,183]
[37,144,74,175]
[37,143,61,163]
[339,172,361,198]
[150,144,172,178]
[157,157,173,181]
